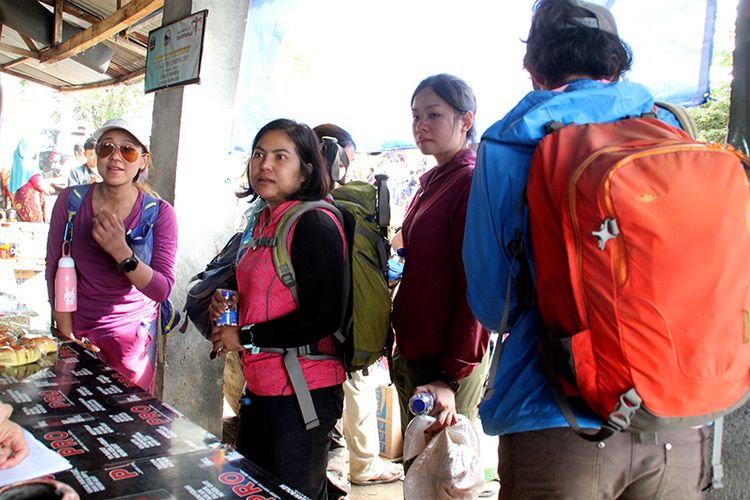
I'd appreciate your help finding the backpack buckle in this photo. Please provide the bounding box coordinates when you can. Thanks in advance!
[607,388,642,431]
[592,217,620,250]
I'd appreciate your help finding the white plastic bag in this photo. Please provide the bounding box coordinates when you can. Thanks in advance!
[403,414,484,500]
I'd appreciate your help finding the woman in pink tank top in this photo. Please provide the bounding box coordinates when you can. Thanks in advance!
[209,119,347,500]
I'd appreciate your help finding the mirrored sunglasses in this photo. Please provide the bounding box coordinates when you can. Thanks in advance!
[95,142,145,163]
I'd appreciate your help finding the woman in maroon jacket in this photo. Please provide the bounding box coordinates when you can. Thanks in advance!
[392,74,490,435]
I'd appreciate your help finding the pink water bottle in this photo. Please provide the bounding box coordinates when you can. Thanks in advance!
[54,243,77,312]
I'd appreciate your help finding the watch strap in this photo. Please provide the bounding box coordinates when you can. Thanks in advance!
[438,372,460,393]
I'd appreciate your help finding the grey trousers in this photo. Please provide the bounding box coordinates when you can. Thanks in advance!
[498,426,711,500]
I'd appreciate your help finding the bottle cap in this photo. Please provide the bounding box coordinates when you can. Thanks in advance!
[58,256,75,268]
[411,398,428,413]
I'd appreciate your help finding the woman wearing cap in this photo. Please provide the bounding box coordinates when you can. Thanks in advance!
[45,118,177,392]
[463,0,709,497]
[391,73,490,439]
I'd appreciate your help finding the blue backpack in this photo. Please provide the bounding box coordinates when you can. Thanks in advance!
[64,185,180,336]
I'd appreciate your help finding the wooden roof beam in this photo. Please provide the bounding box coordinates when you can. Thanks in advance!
[54,0,64,45]
[40,0,163,64]
[59,67,145,92]
[20,34,38,52]
[1,57,30,70]
[0,42,39,59]
[115,33,147,57]
[0,67,61,90]
[37,0,101,26]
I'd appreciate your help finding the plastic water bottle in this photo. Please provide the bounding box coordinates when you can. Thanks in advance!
[216,289,238,326]
[54,247,77,312]
[409,392,434,416]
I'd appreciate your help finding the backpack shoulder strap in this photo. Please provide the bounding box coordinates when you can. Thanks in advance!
[261,200,349,431]
[139,191,160,226]
[372,174,391,233]
[655,101,699,139]
[272,201,345,307]
[64,185,91,243]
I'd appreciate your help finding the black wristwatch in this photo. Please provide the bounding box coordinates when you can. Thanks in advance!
[239,324,258,353]
[116,250,139,273]
[438,373,460,393]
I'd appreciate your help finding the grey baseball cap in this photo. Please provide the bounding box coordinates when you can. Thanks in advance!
[93,117,150,153]
[573,1,619,36]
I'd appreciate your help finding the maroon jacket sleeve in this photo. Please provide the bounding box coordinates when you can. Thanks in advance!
[440,174,490,382]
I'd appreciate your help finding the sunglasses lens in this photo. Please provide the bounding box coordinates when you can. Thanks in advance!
[96,143,115,159]
[95,143,142,162]
[120,145,140,162]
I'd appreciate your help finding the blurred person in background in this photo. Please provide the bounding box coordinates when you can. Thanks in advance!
[313,123,404,497]
[8,135,53,222]
[67,136,102,186]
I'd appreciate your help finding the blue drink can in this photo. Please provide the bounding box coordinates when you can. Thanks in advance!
[216,289,238,326]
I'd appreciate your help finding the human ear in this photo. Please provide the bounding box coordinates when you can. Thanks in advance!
[462,110,474,133]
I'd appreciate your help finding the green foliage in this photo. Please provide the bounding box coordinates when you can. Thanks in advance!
[687,46,733,143]
[689,81,731,143]
[71,83,153,129]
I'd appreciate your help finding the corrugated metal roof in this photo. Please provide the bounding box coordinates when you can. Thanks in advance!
[0,0,162,91]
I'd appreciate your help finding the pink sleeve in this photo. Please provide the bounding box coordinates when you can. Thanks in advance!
[139,200,178,303]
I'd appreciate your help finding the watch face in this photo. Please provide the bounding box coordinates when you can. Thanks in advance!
[122,257,139,272]
[119,255,139,272]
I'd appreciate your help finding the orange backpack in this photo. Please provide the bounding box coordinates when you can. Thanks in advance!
[528,116,750,440]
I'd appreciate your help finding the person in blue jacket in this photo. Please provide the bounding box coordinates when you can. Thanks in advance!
[463,0,709,498]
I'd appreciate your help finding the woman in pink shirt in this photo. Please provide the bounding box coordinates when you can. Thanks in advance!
[46,118,177,392]
[210,119,347,500]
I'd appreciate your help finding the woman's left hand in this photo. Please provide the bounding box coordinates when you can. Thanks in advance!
[91,209,130,260]
[210,325,243,356]
[414,381,458,434]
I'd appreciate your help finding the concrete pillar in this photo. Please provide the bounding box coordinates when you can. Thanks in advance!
[150,0,251,437]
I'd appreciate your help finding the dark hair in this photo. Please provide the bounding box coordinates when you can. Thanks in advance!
[524,0,632,89]
[313,123,356,151]
[237,118,330,201]
[83,136,97,150]
[73,144,84,155]
[411,74,477,142]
